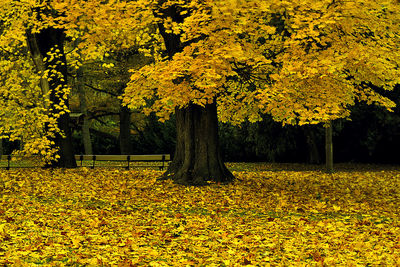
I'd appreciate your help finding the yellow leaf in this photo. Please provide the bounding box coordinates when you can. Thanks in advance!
[332,205,341,212]
[70,235,85,248]
[0,223,6,235]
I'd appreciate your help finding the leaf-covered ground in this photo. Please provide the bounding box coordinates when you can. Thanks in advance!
[0,165,399,266]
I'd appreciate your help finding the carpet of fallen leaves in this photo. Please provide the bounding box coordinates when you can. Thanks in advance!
[0,164,399,266]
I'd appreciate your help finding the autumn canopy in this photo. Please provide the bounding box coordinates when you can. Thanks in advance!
[0,0,399,183]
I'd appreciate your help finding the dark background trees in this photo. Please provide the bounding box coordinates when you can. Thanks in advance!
[3,86,400,165]
[219,88,400,164]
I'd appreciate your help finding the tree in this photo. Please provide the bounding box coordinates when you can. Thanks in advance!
[26,27,76,167]
[75,66,93,155]
[256,0,400,172]
[1,0,149,162]
[0,138,3,158]
[123,0,399,178]
[123,0,274,185]
[0,1,76,167]
[56,0,158,156]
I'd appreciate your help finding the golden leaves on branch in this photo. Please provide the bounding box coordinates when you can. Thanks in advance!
[0,46,70,163]
[256,0,400,126]
[122,0,400,126]
[123,0,276,123]
[1,0,400,161]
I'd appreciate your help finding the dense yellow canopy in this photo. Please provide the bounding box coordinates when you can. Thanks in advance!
[0,0,399,159]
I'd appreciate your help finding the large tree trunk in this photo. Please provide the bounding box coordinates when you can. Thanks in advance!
[325,121,333,173]
[163,103,234,185]
[156,5,234,185]
[119,105,132,155]
[26,28,76,168]
[54,103,77,168]
[77,67,93,154]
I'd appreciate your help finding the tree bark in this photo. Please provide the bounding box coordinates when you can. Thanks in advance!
[119,105,132,155]
[26,31,50,109]
[163,103,235,185]
[26,28,76,168]
[77,67,93,154]
[155,5,234,185]
[325,121,334,173]
[304,126,321,164]
[0,139,3,158]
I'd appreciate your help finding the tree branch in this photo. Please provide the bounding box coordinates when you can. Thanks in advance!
[88,111,120,121]
[84,83,119,97]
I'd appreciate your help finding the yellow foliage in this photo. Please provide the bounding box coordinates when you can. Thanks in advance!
[0,165,399,265]
[257,0,400,125]
[1,0,400,160]
[123,0,275,123]
[0,1,73,162]
[121,0,400,125]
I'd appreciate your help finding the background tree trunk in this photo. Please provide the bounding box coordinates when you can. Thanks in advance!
[164,103,235,185]
[304,126,321,164]
[77,67,93,154]
[26,28,76,168]
[0,139,3,158]
[119,105,132,155]
[325,121,333,173]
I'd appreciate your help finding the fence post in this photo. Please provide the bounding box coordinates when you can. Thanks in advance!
[91,155,96,169]
[126,155,131,170]
[160,154,166,170]
[6,155,11,170]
